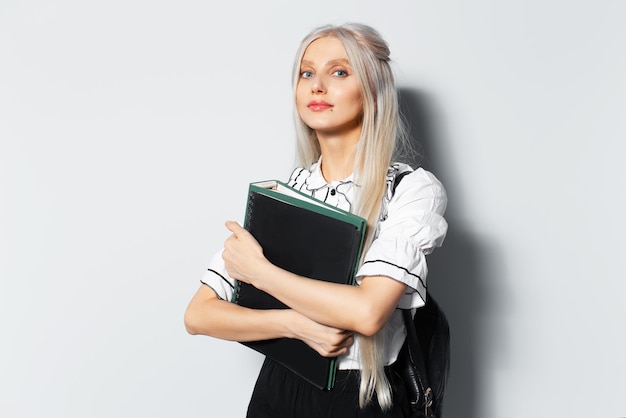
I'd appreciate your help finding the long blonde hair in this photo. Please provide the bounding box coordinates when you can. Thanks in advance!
[292,23,409,409]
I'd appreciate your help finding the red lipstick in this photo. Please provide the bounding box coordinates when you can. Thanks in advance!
[307,100,333,111]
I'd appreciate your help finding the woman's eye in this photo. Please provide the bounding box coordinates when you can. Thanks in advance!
[332,69,348,77]
[301,71,313,78]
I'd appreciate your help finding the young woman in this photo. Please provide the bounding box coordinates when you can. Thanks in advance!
[184,23,448,417]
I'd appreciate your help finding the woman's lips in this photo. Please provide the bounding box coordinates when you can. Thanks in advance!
[307,101,333,111]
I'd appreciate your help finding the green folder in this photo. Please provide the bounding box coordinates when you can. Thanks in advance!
[232,180,366,390]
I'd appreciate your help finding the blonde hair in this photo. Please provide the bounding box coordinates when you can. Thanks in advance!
[292,23,409,410]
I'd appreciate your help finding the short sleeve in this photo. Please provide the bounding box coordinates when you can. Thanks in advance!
[355,168,448,309]
[199,250,236,301]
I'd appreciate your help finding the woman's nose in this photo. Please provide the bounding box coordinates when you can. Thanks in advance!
[311,78,326,94]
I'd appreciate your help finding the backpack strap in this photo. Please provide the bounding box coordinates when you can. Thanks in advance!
[381,166,412,222]
[401,308,434,415]
[392,169,412,195]
[390,167,443,416]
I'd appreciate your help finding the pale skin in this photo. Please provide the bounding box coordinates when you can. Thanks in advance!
[184,36,407,357]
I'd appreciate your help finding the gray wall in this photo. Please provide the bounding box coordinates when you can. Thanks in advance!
[1,1,624,417]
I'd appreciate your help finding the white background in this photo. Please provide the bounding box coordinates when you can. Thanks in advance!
[1,1,625,417]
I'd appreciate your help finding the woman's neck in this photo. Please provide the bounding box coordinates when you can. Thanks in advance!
[317,130,360,182]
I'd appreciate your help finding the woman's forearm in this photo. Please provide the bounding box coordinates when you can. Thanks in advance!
[184,288,292,342]
[251,262,406,336]
[184,285,354,357]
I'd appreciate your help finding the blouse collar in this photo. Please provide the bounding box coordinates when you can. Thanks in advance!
[304,156,355,192]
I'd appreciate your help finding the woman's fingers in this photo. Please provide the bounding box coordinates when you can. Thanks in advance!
[294,314,355,357]
[222,221,266,283]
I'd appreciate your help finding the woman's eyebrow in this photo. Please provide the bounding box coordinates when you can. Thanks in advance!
[327,58,350,66]
[300,58,351,67]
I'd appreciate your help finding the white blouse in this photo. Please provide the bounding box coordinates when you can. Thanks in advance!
[200,159,448,369]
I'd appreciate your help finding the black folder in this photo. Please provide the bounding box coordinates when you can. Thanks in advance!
[231,180,366,390]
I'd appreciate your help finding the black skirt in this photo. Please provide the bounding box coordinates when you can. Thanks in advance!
[246,357,411,418]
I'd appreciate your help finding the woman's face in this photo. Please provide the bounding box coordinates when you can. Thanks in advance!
[296,36,363,137]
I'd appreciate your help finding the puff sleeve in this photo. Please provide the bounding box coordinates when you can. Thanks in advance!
[199,250,236,301]
[354,167,448,309]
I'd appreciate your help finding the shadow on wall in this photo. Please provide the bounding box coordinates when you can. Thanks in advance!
[398,88,509,418]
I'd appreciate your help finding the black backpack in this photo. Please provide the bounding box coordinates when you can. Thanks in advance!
[393,294,450,418]
[390,169,451,418]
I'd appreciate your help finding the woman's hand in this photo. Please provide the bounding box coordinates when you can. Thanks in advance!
[222,221,269,285]
[286,310,354,358]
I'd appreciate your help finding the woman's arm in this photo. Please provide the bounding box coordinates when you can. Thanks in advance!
[223,221,407,337]
[184,284,354,357]
[222,168,448,336]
